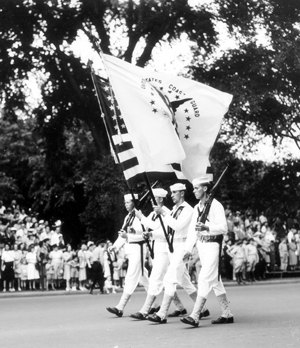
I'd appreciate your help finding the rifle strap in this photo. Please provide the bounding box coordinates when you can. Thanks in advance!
[167,206,184,248]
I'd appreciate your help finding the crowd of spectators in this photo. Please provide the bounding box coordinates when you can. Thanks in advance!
[0,199,129,293]
[188,206,300,285]
[1,199,300,293]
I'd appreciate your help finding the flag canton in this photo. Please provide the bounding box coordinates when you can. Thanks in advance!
[94,76,128,136]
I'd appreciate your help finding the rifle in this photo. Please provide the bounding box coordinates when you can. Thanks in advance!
[130,190,155,259]
[198,165,229,224]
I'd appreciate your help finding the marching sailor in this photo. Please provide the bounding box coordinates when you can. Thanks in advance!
[181,174,234,327]
[147,183,205,324]
[106,193,149,317]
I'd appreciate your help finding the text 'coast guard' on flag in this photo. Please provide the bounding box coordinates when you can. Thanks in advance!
[92,71,185,187]
[103,54,233,182]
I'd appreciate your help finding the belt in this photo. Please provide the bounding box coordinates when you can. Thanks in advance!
[198,235,223,243]
[198,234,223,280]
[129,241,145,275]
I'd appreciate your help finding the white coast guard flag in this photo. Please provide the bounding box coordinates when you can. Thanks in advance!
[101,54,186,185]
[103,54,233,182]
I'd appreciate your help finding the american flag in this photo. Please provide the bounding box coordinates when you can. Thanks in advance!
[93,74,141,187]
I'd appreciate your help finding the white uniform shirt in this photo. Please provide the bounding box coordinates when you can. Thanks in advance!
[185,198,227,253]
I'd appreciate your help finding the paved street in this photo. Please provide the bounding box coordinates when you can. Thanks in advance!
[1,282,300,348]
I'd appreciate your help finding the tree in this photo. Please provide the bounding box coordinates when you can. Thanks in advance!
[1,0,299,242]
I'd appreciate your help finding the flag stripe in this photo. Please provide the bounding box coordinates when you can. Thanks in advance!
[115,141,134,153]
[120,157,139,172]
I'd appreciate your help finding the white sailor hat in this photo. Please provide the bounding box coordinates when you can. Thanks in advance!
[87,241,94,247]
[170,183,186,191]
[192,174,213,186]
[153,188,168,198]
[124,193,138,201]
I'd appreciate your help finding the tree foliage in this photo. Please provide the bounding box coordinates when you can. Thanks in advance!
[0,0,299,242]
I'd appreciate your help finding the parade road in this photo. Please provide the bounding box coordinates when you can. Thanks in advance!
[1,282,300,348]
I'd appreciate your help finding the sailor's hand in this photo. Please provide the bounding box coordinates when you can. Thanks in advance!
[153,205,165,216]
[134,209,143,220]
[108,245,116,252]
[127,227,136,234]
[196,222,209,232]
[142,231,153,240]
[182,251,191,263]
[118,230,127,239]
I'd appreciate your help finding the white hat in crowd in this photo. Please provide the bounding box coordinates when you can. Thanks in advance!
[170,183,186,192]
[124,193,138,201]
[153,188,168,198]
[192,174,213,186]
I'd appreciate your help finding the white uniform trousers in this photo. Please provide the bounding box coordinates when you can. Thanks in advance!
[197,241,226,298]
[123,243,149,295]
[163,240,196,297]
[147,250,169,296]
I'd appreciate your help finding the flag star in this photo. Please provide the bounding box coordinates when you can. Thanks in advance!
[109,105,114,110]
[184,134,189,139]
[175,95,180,100]
[150,100,155,105]
[114,125,118,130]
[104,86,109,91]
[186,116,191,121]
[186,125,191,131]
[112,115,117,120]
[121,124,126,128]
[184,109,189,113]
[159,86,164,91]
[152,108,158,113]
[107,96,112,101]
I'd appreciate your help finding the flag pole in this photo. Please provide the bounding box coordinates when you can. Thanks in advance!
[89,63,119,163]
[143,172,174,253]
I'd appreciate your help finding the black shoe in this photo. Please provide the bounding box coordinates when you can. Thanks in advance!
[180,316,199,327]
[148,306,160,315]
[168,309,187,317]
[199,309,210,319]
[130,312,148,320]
[106,307,123,317]
[211,316,234,324]
[148,313,167,324]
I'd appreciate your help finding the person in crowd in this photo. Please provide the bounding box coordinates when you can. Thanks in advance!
[245,238,259,282]
[89,240,105,295]
[106,193,149,317]
[45,258,55,290]
[181,174,234,327]
[26,244,39,290]
[279,236,289,271]
[13,243,22,291]
[63,244,74,291]
[1,243,15,292]
[20,257,28,290]
[85,241,94,289]
[233,220,245,242]
[228,240,246,285]
[104,241,119,294]
[49,244,63,290]
[223,239,233,280]
[78,243,87,291]
[255,244,267,280]
[288,238,298,271]
[50,220,62,246]
[36,239,49,291]
[69,254,80,291]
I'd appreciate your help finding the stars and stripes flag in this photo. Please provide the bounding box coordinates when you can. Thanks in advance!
[91,71,186,187]
[102,54,233,182]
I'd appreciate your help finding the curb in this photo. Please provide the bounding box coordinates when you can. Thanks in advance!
[0,277,299,299]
